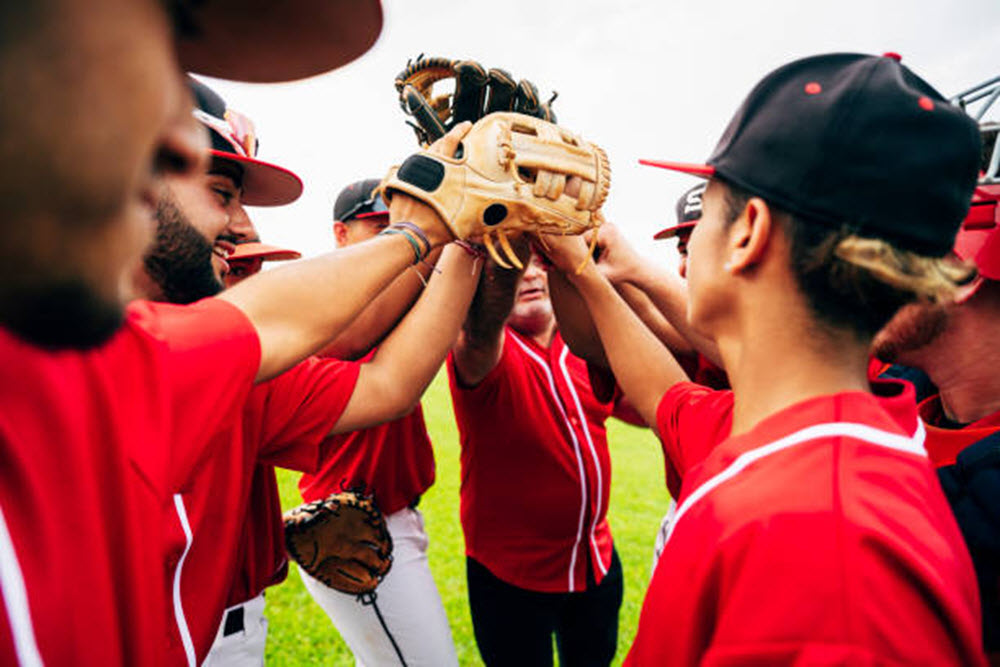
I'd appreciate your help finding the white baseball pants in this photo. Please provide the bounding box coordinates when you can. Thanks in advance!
[651,499,677,577]
[300,507,458,667]
[201,592,267,667]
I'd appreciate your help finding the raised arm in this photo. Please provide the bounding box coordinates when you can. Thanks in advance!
[318,247,442,361]
[333,244,482,433]
[451,240,531,387]
[592,223,721,366]
[542,233,689,434]
[550,261,694,369]
[219,124,470,382]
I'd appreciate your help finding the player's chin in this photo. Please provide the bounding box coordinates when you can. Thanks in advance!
[871,301,949,364]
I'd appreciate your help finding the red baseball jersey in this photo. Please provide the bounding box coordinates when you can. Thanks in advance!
[165,356,360,664]
[919,394,1000,467]
[625,380,985,665]
[679,352,729,390]
[299,349,435,515]
[0,299,259,666]
[447,328,622,593]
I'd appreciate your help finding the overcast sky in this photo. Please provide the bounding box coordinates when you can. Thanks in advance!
[204,0,1000,271]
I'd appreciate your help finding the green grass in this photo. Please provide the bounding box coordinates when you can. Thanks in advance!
[265,370,669,665]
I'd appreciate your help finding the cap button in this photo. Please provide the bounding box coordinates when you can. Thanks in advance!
[882,51,902,62]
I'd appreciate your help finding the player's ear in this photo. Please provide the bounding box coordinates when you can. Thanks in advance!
[724,197,772,274]
[333,221,349,247]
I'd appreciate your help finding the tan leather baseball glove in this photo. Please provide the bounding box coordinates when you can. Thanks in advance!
[380,112,609,269]
[283,491,392,596]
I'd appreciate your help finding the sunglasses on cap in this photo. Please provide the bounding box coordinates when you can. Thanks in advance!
[192,107,259,158]
[340,191,389,222]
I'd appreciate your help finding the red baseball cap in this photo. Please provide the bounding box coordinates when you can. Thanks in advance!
[953,183,1000,280]
[228,242,302,262]
[175,0,383,83]
[190,78,304,207]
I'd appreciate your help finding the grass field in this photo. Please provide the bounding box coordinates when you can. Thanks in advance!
[264,369,670,665]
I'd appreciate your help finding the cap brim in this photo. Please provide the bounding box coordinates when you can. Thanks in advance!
[176,0,383,83]
[653,221,698,240]
[352,210,390,221]
[211,150,303,206]
[639,159,715,178]
[229,242,302,262]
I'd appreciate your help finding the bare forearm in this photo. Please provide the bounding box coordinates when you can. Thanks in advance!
[549,268,609,367]
[569,262,689,430]
[627,263,722,366]
[617,283,694,356]
[453,261,523,384]
[221,234,416,382]
[319,247,442,361]
[334,245,481,432]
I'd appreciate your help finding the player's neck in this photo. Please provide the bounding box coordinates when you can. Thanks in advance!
[914,311,1000,424]
[718,307,870,438]
[513,317,557,349]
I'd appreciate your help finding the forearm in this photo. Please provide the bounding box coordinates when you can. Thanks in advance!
[626,263,721,366]
[452,261,523,385]
[549,269,691,368]
[333,245,481,432]
[617,283,694,356]
[319,247,442,361]
[549,267,609,367]
[568,262,689,430]
[221,234,417,382]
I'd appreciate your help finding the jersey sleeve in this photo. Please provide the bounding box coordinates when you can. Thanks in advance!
[255,356,362,471]
[656,382,733,496]
[144,298,261,488]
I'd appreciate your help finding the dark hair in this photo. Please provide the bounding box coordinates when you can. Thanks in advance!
[720,179,973,340]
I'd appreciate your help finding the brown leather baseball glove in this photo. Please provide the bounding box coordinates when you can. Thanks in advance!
[395,55,557,146]
[380,112,609,269]
[283,491,393,596]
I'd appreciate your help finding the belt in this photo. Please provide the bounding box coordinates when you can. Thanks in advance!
[222,606,244,637]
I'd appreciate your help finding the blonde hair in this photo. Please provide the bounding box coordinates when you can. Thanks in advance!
[833,236,976,303]
[720,178,975,339]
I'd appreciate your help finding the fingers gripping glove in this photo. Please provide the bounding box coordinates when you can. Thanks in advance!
[395,55,557,146]
[283,491,393,595]
[380,112,609,270]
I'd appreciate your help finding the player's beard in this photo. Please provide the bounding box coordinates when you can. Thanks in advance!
[0,279,125,350]
[143,194,223,305]
[871,301,950,364]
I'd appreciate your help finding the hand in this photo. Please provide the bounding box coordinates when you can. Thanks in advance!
[591,222,643,285]
[389,122,473,247]
[537,232,592,276]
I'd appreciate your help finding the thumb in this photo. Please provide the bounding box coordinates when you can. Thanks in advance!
[428,121,473,158]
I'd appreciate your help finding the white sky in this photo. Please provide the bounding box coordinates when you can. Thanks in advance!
[204,0,1000,272]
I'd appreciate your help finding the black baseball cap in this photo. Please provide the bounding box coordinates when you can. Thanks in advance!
[189,77,303,207]
[334,179,389,222]
[654,183,707,240]
[641,53,982,257]
[174,0,383,83]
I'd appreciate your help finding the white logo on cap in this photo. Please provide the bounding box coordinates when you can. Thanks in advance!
[683,183,707,216]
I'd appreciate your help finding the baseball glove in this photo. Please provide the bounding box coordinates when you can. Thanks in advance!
[283,491,392,596]
[395,55,557,146]
[380,112,609,269]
